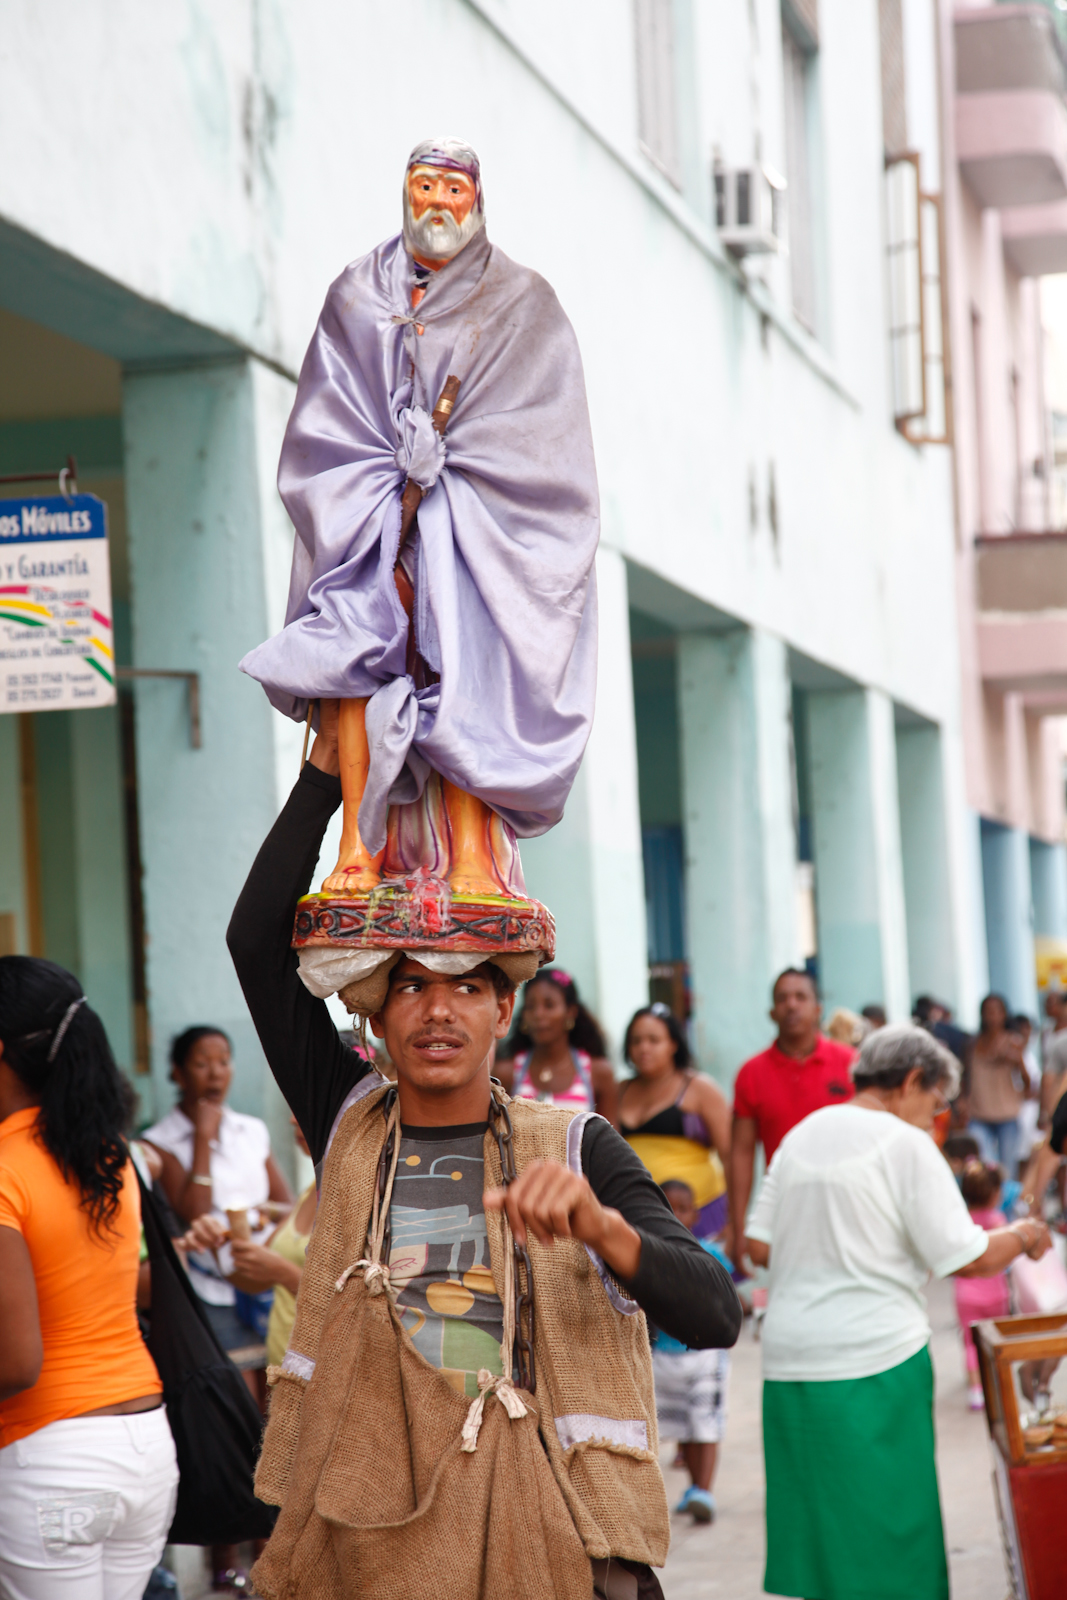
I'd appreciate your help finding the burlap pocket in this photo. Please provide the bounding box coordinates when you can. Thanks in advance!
[315,1297,591,1600]
[560,1445,668,1567]
[325,1408,590,1600]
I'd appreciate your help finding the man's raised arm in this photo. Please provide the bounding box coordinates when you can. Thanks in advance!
[226,705,370,1166]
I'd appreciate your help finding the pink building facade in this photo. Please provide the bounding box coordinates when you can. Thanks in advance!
[942,0,1067,1013]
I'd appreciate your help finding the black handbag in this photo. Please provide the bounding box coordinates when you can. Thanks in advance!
[136,1168,278,1546]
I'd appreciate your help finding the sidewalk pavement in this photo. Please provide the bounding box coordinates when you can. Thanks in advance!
[660,1274,1007,1599]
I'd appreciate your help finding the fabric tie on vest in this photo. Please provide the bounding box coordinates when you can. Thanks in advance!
[334,1099,402,1299]
[462,1368,529,1452]
[461,1202,528,1450]
[335,1259,393,1297]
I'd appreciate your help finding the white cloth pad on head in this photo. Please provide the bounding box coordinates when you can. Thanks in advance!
[297,945,491,998]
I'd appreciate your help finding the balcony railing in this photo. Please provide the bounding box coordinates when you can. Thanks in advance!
[975,532,1067,692]
[956,5,1067,208]
[976,530,1067,612]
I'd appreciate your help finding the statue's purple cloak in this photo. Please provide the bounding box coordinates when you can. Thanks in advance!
[240,227,599,855]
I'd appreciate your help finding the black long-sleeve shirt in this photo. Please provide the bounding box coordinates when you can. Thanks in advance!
[226,762,741,1350]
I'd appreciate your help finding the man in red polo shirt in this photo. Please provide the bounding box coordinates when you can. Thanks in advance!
[724,968,855,1268]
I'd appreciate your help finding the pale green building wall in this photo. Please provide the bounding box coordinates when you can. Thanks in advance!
[0,718,26,953]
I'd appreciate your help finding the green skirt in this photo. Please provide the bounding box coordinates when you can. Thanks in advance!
[763,1345,948,1600]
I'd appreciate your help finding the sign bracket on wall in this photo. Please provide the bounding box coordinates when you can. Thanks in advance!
[115,668,202,749]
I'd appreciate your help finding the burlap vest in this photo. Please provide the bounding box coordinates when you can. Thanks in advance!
[253,1082,669,1595]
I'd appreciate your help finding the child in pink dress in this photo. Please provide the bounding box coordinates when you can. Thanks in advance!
[953,1160,1009,1410]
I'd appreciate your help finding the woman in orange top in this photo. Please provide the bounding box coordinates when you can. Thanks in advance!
[0,956,178,1600]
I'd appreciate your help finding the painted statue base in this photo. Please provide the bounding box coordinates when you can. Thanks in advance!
[292,869,554,1015]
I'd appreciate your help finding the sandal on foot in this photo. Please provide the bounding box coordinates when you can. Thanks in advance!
[688,1488,716,1524]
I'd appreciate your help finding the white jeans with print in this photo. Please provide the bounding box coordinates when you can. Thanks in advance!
[0,1409,178,1600]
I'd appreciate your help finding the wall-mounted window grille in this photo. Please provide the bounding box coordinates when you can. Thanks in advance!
[634,0,681,189]
[885,152,951,444]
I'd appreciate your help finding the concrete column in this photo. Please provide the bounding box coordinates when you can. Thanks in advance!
[957,809,992,1026]
[122,356,295,1129]
[70,704,134,1072]
[805,688,911,1020]
[980,820,1038,1016]
[1030,837,1067,942]
[677,627,799,1087]
[937,708,991,1030]
[896,722,958,1012]
[519,546,648,1057]
[4,708,133,1064]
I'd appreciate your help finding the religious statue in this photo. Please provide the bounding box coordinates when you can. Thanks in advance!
[240,137,599,1013]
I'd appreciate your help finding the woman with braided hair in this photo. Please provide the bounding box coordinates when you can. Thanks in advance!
[0,956,178,1600]
[496,968,619,1124]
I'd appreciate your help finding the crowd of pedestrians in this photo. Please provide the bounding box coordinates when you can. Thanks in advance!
[4,915,1067,1598]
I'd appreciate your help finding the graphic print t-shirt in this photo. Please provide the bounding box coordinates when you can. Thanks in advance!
[388,1125,504,1397]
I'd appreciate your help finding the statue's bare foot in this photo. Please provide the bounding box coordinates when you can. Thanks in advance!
[447,871,501,898]
[323,865,382,895]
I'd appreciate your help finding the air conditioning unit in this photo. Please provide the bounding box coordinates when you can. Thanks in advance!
[714,164,786,257]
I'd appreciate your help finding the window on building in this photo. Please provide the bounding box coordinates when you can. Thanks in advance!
[634,0,681,189]
[972,307,990,525]
[879,2,950,444]
[885,153,950,443]
[781,3,819,330]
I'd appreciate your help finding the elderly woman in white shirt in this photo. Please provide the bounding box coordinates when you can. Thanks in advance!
[744,1024,1050,1600]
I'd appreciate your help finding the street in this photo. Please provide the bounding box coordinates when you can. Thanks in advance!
[660,1276,1005,1599]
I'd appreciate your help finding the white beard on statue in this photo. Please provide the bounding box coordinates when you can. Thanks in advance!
[402,192,484,262]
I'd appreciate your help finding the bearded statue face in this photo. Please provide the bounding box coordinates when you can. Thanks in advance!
[403,147,484,265]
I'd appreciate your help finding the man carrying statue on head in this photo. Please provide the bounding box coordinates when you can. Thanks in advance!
[232,137,741,1600]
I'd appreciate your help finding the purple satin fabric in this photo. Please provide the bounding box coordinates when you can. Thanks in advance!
[239,228,600,855]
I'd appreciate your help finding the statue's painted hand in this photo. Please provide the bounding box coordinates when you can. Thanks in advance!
[485,1158,641,1281]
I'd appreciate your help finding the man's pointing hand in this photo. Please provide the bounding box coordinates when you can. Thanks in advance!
[485,1159,641,1281]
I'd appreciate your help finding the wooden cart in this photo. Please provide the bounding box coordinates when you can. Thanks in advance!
[974,1312,1067,1600]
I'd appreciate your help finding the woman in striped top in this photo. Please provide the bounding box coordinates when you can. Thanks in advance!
[495,969,619,1126]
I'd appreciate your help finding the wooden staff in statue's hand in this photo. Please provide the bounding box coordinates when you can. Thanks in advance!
[393,376,460,652]
[397,375,460,565]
